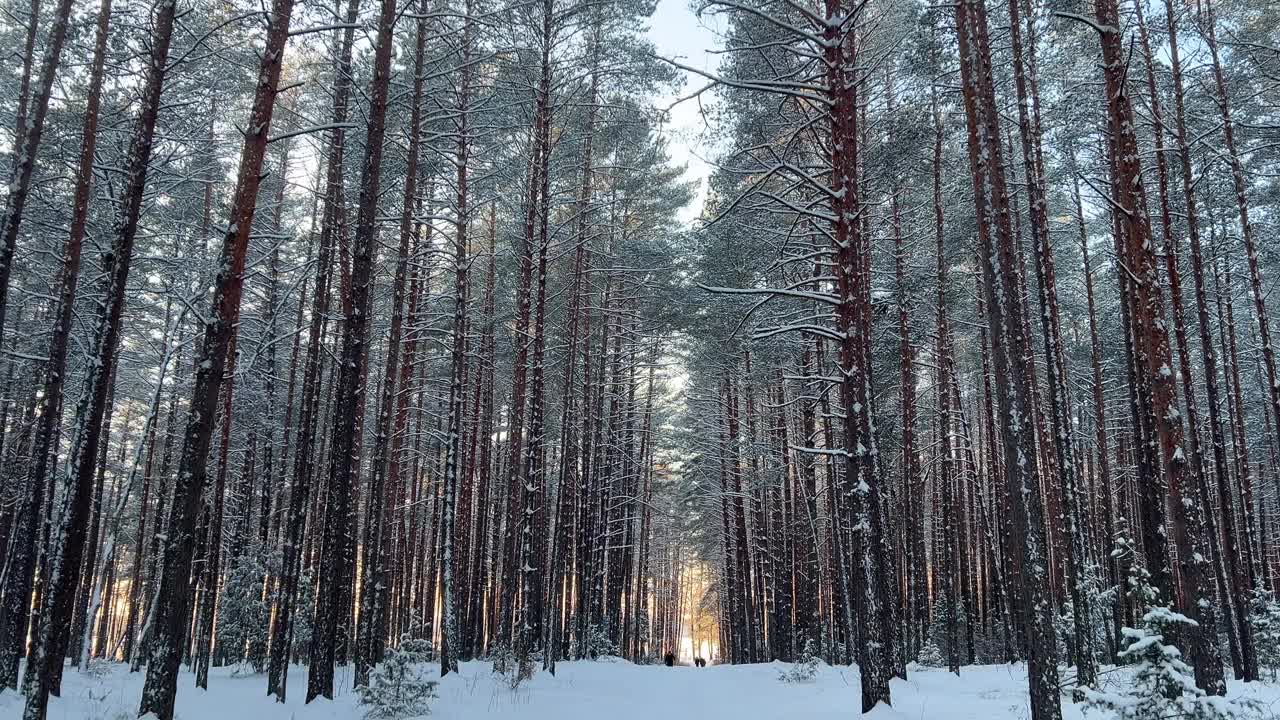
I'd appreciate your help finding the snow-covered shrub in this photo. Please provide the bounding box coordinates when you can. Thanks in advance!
[830,640,849,666]
[1112,522,1158,609]
[489,642,535,689]
[571,623,619,660]
[1056,564,1110,670]
[490,642,517,675]
[915,638,945,669]
[82,657,114,678]
[1091,524,1258,719]
[1083,607,1257,720]
[217,549,270,672]
[778,638,821,683]
[923,596,970,667]
[972,619,1010,665]
[357,636,438,719]
[1249,588,1280,680]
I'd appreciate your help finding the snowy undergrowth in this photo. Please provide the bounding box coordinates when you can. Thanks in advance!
[2,658,1276,720]
[1083,607,1261,720]
[777,639,821,683]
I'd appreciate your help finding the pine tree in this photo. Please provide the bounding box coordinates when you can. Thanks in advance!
[1083,607,1255,720]
[217,548,271,673]
[356,636,438,719]
[1248,590,1280,680]
[778,638,821,684]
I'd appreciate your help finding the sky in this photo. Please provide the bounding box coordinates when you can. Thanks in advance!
[644,0,726,224]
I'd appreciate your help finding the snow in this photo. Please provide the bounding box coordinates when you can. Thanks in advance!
[5,659,1277,720]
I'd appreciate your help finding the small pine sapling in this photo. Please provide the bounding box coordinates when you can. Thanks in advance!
[927,596,966,667]
[216,547,271,672]
[916,638,945,669]
[1083,607,1256,720]
[778,638,821,684]
[357,636,438,719]
[489,642,534,689]
[571,623,619,660]
[1086,526,1258,720]
[1248,588,1280,680]
[490,641,515,674]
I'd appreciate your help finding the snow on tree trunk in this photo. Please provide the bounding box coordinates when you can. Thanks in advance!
[138,0,298,714]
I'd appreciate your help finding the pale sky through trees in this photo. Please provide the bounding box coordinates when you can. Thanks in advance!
[646,0,723,223]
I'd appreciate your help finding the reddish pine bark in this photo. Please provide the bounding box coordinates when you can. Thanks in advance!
[139,0,297,713]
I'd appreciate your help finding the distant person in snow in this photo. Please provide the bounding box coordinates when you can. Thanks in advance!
[694,657,706,668]
[663,652,675,667]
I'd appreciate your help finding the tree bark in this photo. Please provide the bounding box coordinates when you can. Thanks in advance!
[307,0,397,698]
[138,0,297,714]
[953,1,1061,716]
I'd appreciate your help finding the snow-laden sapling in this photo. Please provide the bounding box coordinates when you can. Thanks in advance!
[571,622,620,660]
[490,642,516,676]
[1082,607,1257,720]
[216,548,271,672]
[1057,563,1108,673]
[778,638,821,684]
[357,636,438,719]
[1249,588,1280,681]
[489,642,535,690]
[915,638,945,669]
[927,596,967,668]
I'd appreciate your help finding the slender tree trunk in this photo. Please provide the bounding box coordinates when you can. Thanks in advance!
[9,0,112,707]
[266,0,357,698]
[438,0,474,675]
[1152,0,1257,680]
[953,1,1060,717]
[7,0,174,706]
[1196,2,1280,494]
[138,0,297,714]
[0,0,77,348]
[822,0,891,708]
[1071,167,1121,658]
[308,0,396,698]
[354,0,429,684]
[1084,0,1226,694]
[1006,0,1095,688]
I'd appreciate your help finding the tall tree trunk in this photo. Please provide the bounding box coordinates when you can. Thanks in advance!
[438,0,474,675]
[1083,0,1226,695]
[138,0,297,714]
[1197,2,1280,497]
[1151,0,1257,680]
[822,0,891,709]
[192,331,240,689]
[0,0,76,348]
[7,0,174,705]
[308,0,396,698]
[953,1,1060,717]
[1006,0,1095,689]
[355,0,429,684]
[266,0,358,699]
[1071,167,1121,658]
[10,0,112,706]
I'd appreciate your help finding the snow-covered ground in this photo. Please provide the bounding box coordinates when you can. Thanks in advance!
[3,659,1277,720]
